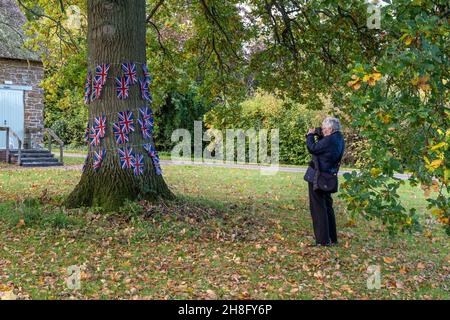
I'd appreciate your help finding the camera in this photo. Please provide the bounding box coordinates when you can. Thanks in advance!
[314,127,323,137]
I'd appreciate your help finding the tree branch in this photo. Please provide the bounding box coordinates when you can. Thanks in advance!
[146,0,165,23]
[16,0,79,52]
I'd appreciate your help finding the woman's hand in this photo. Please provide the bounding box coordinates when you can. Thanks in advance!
[308,128,315,135]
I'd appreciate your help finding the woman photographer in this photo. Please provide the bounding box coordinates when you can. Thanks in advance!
[304,117,345,247]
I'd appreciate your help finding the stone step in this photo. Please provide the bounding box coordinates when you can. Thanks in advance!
[21,162,64,167]
[14,153,55,159]
[20,157,60,163]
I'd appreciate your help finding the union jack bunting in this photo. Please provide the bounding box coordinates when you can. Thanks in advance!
[138,119,152,140]
[139,106,153,122]
[118,146,134,169]
[113,122,129,145]
[84,71,92,104]
[139,77,152,102]
[82,156,88,172]
[118,110,135,133]
[143,143,162,175]
[94,115,107,138]
[91,78,103,101]
[121,62,138,85]
[142,64,152,83]
[95,63,110,85]
[115,76,130,100]
[131,153,144,176]
[93,149,106,171]
[89,127,100,147]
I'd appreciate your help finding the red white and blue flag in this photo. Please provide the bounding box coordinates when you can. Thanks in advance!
[138,119,152,140]
[84,71,92,104]
[82,156,88,172]
[95,63,110,85]
[93,149,106,171]
[118,147,134,169]
[143,143,162,175]
[113,122,129,145]
[131,153,144,176]
[142,64,152,83]
[94,115,107,138]
[139,77,152,102]
[115,76,130,100]
[91,78,103,101]
[89,127,100,147]
[122,62,138,85]
[118,110,135,133]
[139,106,153,121]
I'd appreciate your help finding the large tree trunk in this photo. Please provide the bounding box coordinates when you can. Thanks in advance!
[65,0,173,210]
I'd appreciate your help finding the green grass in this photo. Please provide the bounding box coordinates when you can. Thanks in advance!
[0,164,448,300]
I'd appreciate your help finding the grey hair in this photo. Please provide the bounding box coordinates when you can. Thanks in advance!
[322,117,341,132]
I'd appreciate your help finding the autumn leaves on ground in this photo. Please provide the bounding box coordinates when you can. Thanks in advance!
[0,164,448,299]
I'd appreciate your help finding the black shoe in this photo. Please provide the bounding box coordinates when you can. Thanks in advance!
[307,242,331,247]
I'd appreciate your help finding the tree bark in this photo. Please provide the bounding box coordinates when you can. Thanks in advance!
[65,0,173,210]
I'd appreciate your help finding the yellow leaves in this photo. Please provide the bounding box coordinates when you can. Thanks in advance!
[347,68,382,90]
[347,74,362,91]
[424,156,444,172]
[430,142,447,151]
[362,71,382,86]
[411,75,431,92]
[370,167,382,178]
[403,35,414,46]
[429,159,443,169]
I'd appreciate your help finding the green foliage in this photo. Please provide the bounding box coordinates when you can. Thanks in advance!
[204,91,330,165]
[155,85,214,151]
[339,0,449,234]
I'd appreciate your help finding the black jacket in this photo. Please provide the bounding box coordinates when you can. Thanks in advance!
[306,131,345,174]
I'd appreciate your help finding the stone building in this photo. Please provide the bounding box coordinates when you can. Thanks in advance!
[0,0,44,150]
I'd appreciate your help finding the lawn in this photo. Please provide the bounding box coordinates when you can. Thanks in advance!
[0,164,448,300]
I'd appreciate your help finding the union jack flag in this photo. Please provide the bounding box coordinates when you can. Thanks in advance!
[143,143,162,175]
[94,115,107,138]
[93,149,106,171]
[118,110,135,133]
[138,119,152,140]
[118,146,134,169]
[113,122,129,145]
[142,64,152,83]
[84,71,92,104]
[89,127,100,147]
[115,76,130,100]
[139,77,152,102]
[131,153,144,176]
[139,106,153,121]
[121,62,138,85]
[82,156,88,172]
[91,78,103,101]
[95,63,110,85]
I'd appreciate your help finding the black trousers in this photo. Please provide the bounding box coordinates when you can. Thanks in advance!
[308,182,337,245]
